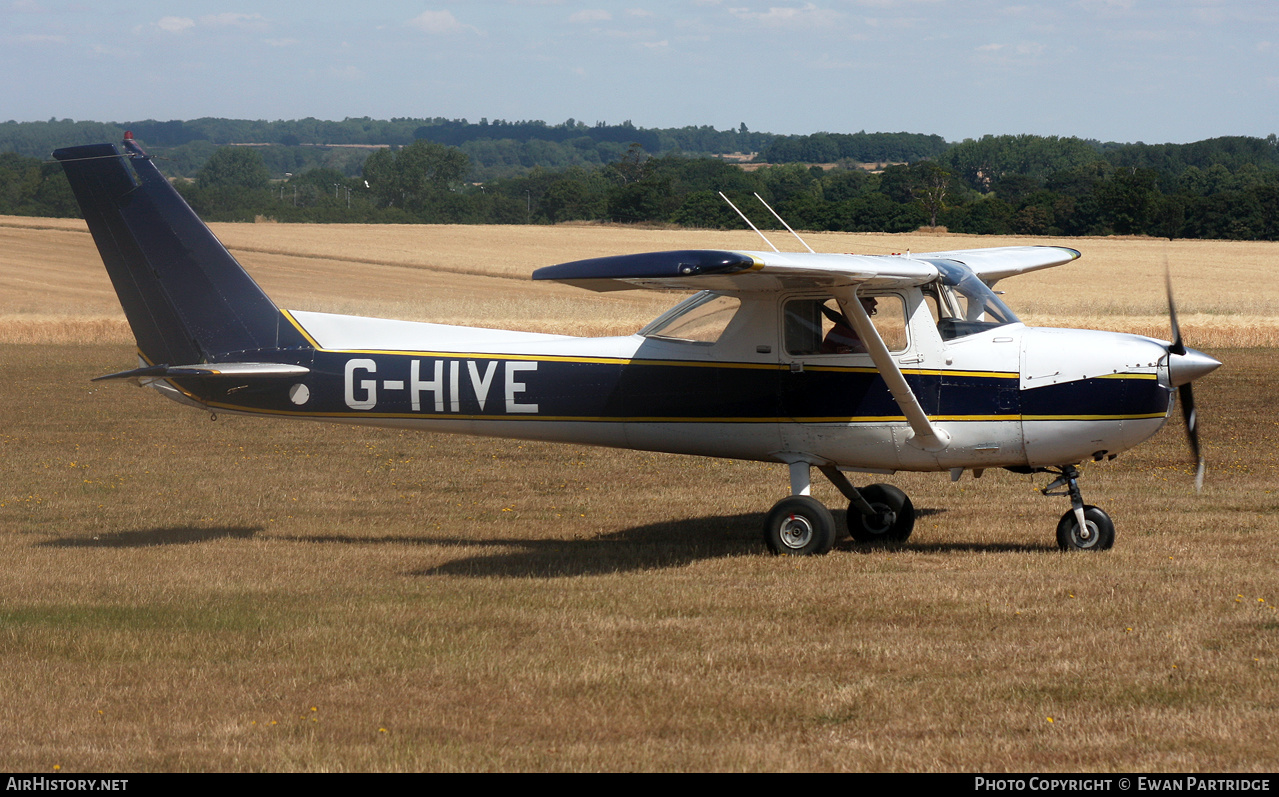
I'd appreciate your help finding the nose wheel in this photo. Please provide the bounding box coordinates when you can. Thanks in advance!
[1055,505,1114,550]
[1043,465,1115,551]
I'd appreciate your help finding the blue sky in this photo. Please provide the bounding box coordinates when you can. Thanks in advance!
[4,1,1276,144]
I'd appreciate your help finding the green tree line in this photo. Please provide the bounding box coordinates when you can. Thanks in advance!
[4,122,1277,240]
[0,117,922,181]
[157,138,1279,241]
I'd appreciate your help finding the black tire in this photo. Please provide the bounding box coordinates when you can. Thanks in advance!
[1056,505,1115,551]
[847,483,915,545]
[763,496,837,556]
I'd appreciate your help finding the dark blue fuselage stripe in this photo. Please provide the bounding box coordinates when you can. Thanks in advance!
[172,351,1171,423]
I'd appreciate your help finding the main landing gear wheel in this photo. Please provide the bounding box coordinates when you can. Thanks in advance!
[847,483,915,545]
[763,496,836,556]
[1056,505,1115,551]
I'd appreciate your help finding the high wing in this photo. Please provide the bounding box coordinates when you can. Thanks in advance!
[533,243,1081,456]
[910,245,1080,286]
[531,245,1079,292]
[531,249,937,292]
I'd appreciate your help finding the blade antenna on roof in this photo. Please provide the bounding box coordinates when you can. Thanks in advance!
[718,191,778,252]
[754,192,815,253]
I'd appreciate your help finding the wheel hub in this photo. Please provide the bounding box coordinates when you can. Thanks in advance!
[1075,520,1099,547]
[864,506,895,535]
[780,514,814,549]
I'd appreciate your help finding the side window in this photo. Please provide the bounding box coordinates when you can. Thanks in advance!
[868,294,909,352]
[784,298,826,355]
[642,293,741,344]
[784,294,908,355]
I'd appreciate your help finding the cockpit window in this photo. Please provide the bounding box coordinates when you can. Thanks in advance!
[639,291,741,344]
[923,260,1020,340]
[785,294,908,355]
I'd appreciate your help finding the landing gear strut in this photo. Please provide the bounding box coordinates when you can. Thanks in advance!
[1042,465,1115,551]
[762,462,916,555]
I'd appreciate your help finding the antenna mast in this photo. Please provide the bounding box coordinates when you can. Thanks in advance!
[718,191,778,252]
[753,192,815,253]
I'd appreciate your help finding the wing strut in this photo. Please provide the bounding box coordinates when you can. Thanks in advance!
[836,288,951,452]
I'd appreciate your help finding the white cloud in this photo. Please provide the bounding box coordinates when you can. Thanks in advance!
[1077,0,1135,11]
[853,0,945,7]
[974,41,1047,62]
[569,10,613,23]
[199,13,270,31]
[91,43,139,59]
[265,38,299,47]
[407,10,480,35]
[728,3,842,27]
[156,16,195,34]
[18,33,66,44]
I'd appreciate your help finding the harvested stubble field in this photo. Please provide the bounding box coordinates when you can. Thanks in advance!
[1,217,1276,772]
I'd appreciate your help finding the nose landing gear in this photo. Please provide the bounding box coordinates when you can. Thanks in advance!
[1042,465,1115,551]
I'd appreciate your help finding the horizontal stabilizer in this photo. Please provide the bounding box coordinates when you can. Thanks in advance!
[93,362,311,383]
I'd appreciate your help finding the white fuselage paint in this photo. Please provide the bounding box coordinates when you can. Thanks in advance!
[176,302,1176,474]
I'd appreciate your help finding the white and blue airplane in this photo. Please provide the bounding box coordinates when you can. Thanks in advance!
[53,135,1220,555]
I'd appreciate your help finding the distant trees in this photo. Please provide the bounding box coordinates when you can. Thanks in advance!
[940,135,1101,191]
[6,119,1279,240]
[157,139,1279,241]
[363,140,470,219]
[196,147,271,190]
[757,131,948,165]
[0,152,76,218]
[177,147,274,221]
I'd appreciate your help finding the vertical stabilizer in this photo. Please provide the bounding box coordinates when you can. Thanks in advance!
[53,135,291,365]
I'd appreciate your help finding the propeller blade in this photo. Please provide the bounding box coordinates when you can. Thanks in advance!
[1179,382,1204,491]
[1165,267,1186,356]
[1166,265,1215,490]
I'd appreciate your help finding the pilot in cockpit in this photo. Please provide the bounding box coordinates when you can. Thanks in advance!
[820,296,878,354]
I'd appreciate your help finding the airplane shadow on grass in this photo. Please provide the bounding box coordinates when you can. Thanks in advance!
[32,509,1055,575]
[36,526,262,548]
[400,510,1055,578]
[282,506,1050,578]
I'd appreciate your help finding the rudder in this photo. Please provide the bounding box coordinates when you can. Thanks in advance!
[53,135,299,366]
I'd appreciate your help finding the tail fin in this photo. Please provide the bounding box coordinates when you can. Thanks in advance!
[53,134,303,365]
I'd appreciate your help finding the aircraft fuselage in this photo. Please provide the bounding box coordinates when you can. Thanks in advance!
[153,297,1176,476]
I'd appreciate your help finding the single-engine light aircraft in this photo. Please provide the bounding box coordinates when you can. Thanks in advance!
[54,135,1221,554]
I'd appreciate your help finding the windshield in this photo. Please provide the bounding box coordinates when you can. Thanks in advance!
[924,260,1020,340]
[639,291,742,344]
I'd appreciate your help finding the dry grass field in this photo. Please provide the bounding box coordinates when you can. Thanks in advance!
[4,215,1279,346]
[1,217,1276,772]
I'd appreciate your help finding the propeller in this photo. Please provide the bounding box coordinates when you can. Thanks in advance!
[1164,270,1221,491]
